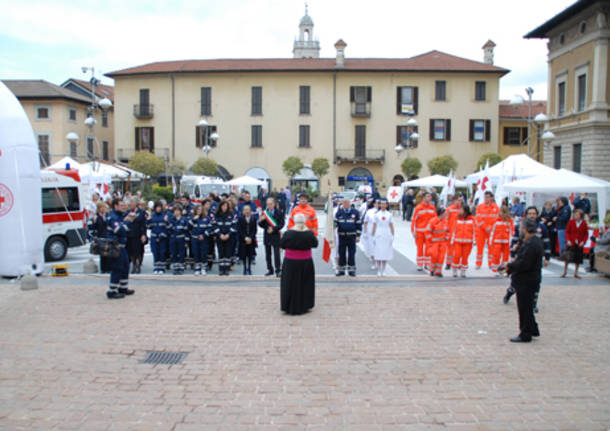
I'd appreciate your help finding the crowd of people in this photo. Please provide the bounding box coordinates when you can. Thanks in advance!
[87,188,320,300]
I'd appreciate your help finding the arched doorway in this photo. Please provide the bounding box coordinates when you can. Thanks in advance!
[245,167,271,192]
[346,167,374,190]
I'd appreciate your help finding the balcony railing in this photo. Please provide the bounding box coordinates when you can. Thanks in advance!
[116,147,169,163]
[133,104,154,119]
[335,149,385,164]
[351,102,371,117]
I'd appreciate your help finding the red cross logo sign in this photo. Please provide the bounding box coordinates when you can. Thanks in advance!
[390,189,399,199]
[0,183,14,217]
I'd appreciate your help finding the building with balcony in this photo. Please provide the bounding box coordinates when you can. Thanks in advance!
[106,9,507,194]
[525,0,610,179]
[3,79,115,167]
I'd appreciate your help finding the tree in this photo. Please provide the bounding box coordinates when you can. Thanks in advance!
[311,157,330,180]
[477,152,502,170]
[427,155,458,176]
[191,157,218,176]
[167,160,186,177]
[128,151,165,177]
[282,156,304,179]
[401,157,422,179]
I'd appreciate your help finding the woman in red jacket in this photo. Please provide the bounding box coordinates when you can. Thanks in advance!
[562,208,588,279]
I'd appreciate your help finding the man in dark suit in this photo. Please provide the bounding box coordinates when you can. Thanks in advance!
[259,197,285,276]
[499,218,543,343]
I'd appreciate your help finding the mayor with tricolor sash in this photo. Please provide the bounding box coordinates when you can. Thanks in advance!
[259,197,285,277]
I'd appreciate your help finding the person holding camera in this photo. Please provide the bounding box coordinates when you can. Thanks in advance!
[498,218,542,343]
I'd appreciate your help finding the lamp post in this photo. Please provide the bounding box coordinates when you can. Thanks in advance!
[197,118,220,158]
[509,87,550,157]
[81,66,112,166]
[394,118,419,158]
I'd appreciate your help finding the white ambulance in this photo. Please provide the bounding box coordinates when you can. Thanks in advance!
[179,175,229,204]
[41,168,88,261]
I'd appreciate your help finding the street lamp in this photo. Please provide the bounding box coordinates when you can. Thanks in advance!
[197,118,219,158]
[509,86,549,157]
[81,66,113,166]
[395,118,419,158]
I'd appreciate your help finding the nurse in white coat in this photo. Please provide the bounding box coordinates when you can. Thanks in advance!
[362,199,378,269]
[371,199,394,276]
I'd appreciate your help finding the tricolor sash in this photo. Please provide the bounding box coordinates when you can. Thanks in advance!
[263,209,278,228]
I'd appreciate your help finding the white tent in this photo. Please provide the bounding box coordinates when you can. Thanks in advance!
[466,154,557,185]
[224,175,266,186]
[504,169,610,227]
[79,162,146,180]
[48,156,82,170]
[404,174,467,188]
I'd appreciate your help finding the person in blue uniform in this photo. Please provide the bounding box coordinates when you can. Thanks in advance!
[147,201,169,274]
[125,198,147,274]
[189,203,212,276]
[167,205,190,275]
[214,201,237,275]
[335,197,362,276]
[105,198,135,299]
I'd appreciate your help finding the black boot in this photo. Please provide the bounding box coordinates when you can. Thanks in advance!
[119,287,135,295]
[503,287,515,304]
[107,290,125,299]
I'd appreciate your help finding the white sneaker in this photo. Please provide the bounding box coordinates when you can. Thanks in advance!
[371,264,376,270]
[194,270,201,276]
[460,270,466,278]
[201,269,207,275]
[377,270,382,276]
[452,269,458,278]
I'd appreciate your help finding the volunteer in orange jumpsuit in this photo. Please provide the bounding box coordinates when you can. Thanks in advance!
[411,192,436,270]
[450,205,476,278]
[444,195,463,269]
[424,207,449,277]
[287,193,319,236]
[489,205,513,275]
[475,191,500,269]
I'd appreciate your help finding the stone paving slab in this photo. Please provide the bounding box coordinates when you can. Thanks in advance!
[0,279,609,430]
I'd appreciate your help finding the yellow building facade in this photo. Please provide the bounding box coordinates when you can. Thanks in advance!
[526,0,610,180]
[108,15,508,195]
[498,100,547,161]
[2,79,115,167]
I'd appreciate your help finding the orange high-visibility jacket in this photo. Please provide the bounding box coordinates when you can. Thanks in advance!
[450,216,476,244]
[425,217,449,244]
[287,204,319,236]
[475,202,500,230]
[446,203,461,233]
[489,217,513,245]
[411,202,436,234]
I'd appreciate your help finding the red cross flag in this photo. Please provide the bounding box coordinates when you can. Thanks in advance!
[386,186,403,203]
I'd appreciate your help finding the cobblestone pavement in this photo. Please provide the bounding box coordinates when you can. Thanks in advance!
[0,277,609,430]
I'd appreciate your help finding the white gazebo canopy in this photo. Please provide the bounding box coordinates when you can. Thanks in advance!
[504,169,610,227]
[404,174,467,188]
[48,156,82,171]
[466,154,557,185]
[79,162,146,181]
[224,175,266,186]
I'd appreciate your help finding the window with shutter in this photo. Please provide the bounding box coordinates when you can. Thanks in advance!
[431,119,449,141]
[251,87,262,115]
[195,125,217,148]
[397,125,419,148]
[350,86,371,116]
[396,86,418,115]
[469,119,490,142]
[299,125,310,147]
[38,134,50,167]
[201,87,212,116]
[557,82,566,115]
[435,81,446,101]
[102,141,109,161]
[251,125,262,147]
[553,146,561,169]
[355,125,366,157]
[475,81,486,101]
[299,86,310,114]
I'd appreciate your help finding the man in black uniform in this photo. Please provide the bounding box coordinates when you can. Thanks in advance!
[499,218,542,343]
[335,197,362,276]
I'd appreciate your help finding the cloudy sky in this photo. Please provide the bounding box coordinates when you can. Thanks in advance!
[0,0,573,100]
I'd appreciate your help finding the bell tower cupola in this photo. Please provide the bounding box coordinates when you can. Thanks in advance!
[293,3,320,58]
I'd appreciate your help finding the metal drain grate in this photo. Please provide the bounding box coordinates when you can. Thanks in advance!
[141,351,188,365]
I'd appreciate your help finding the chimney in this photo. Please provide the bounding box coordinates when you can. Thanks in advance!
[334,39,347,68]
[482,39,496,65]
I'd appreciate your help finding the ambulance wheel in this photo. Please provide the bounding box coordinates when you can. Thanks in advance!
[44,236,68,261]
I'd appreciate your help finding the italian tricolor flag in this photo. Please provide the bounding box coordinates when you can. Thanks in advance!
[263,209,278,228]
